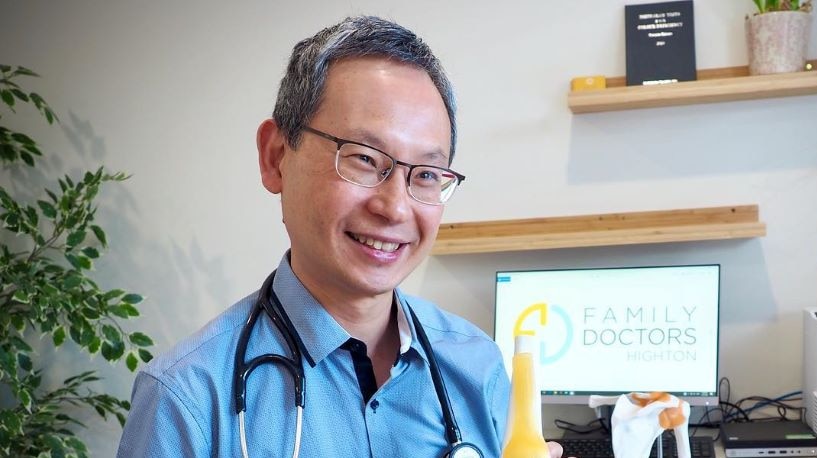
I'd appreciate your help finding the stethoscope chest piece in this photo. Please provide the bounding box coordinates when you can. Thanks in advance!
[447,442,483,458]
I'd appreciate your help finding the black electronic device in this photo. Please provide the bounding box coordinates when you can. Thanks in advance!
[555,434,715,458]
[721,421,817,457]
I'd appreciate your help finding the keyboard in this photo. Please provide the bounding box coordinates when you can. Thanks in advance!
[552,434,715,458]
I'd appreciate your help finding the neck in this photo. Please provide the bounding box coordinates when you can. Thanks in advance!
[324,293,396,350]
[316,287,401,388]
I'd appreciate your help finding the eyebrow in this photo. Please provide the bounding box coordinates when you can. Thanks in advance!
[346,128,450,166]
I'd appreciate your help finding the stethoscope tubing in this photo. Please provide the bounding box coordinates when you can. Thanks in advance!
[233,270,482,458]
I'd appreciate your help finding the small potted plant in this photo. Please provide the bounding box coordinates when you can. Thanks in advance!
[746,0,813,75]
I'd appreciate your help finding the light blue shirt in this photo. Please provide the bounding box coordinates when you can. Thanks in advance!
[117,255,510,457]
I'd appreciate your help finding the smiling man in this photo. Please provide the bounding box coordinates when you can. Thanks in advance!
[118,16,563,458]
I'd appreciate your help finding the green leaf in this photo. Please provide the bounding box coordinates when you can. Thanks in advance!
[10,315,24,332]
[66,230,86,248]
[10,132,34,145]
[88,336,100,354]
[63,274,82,289]
[123,303,140,317]
[1,90,14,108]
[81,246,99,259]
[52,326,66,347]
[69,325,81,345]
[22,141,42,156]
[102,324,121,343]
[65,253,91,270]
[138,348,153,363]
[19,151,34,166]
[126,352,138,372]
[64,436,88,453]
[17,353,32,371]
[103,289,125,300]
[111,303,140,318]
[41,282,59,296]
[109,305,129,319]
[10,336,33,352]
[14,66,39,77]
[12,289,29,304]
[44,108,56,124]
[121,293,143,305]
[101,340,125,361]
[0,409,23,435]
[128,332,153,347]
[90,225,107,247]
[37,200,57,218]
[18,389,31,412]
[10,88,29,102]
[80,307,100,320]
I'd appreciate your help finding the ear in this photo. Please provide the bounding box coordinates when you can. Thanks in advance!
[257,118,287,194]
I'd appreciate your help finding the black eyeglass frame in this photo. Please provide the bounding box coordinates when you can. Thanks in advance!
[301,125,466,205]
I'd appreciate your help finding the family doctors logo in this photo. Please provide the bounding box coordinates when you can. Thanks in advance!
[512,302,574,365]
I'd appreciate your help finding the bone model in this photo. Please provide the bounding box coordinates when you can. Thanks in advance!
[588,392,691,458]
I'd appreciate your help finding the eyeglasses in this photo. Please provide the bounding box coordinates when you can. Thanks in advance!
[301,126,465,206]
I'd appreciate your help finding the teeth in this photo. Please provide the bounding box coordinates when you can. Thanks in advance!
[352,234,400,252]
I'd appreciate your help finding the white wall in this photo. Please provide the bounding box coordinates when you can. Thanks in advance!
[2,1,816,454]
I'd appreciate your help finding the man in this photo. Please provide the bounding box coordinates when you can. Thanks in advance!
[118,16,564,457]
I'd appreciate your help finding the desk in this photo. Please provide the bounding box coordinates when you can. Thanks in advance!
[544,427,726,458]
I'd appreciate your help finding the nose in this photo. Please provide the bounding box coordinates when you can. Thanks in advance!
[366,167,412,223]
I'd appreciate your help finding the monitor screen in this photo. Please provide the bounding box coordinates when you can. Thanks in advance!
[494,264,720,406]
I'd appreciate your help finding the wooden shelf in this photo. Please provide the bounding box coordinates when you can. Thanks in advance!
[432,205,765,255]
[568,61,817,113]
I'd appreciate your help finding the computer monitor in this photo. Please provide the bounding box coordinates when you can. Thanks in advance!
[494,264,720,407]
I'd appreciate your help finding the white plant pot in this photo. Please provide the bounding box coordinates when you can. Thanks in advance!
[745,11,812,75]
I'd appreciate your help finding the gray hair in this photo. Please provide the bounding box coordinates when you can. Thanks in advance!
[272,15,457,163]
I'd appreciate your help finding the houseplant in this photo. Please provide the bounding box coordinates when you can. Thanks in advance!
[0,65,153,457]
[746,0,813,74]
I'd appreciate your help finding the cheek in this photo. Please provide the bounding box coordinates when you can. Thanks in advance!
[418,207,444,238]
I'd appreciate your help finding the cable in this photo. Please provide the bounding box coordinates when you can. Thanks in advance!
[553,417,609,435]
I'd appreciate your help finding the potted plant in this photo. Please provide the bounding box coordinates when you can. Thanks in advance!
[746,0,813,75]
[0,65,153,456]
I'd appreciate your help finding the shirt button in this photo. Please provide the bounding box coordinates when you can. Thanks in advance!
[370,399,379,412]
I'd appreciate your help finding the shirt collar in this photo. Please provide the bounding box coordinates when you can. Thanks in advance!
[271,255,349,367]
[394,292,413,355]
[271,254,424,367]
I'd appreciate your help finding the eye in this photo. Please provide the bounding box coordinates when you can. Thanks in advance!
[339,144,384,170]
[353,153,377,167]
[412,168,444,187]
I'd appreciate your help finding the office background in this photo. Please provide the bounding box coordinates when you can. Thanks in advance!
[2,1,816,454]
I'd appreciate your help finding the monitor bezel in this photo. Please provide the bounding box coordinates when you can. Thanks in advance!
[493,263,721,408]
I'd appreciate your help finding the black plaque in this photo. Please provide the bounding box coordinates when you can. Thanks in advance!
[625,0,696,86]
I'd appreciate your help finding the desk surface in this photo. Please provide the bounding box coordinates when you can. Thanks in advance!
[543,427,725,458]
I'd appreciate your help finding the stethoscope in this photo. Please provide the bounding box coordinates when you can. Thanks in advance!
[233,270,484,458]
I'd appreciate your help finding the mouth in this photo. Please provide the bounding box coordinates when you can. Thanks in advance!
[348,232,403,253]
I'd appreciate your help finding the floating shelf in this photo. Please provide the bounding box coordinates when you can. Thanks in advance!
[568,61,817,113]
[432,205,765,255]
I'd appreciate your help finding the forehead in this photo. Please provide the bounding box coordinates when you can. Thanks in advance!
[313,57,451,161]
